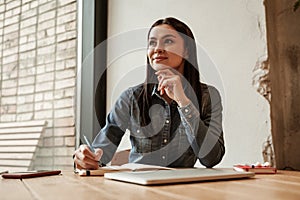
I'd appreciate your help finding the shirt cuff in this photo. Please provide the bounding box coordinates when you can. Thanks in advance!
[178,102,200,121]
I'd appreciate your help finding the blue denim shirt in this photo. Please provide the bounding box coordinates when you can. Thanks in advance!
[92,83,225,168]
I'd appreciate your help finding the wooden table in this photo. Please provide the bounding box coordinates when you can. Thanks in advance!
[1,170,300,200]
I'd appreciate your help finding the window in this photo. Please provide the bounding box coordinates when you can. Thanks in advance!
[76,0,108,145]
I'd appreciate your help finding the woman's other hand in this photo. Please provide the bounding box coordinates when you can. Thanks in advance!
[155,69,190,107]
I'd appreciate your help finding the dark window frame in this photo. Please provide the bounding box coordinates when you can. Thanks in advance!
[79,0,108,144]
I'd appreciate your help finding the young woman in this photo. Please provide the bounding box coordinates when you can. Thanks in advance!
[74,17,225,169]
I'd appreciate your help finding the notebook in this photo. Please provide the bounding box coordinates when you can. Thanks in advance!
[76,163,172,176]
[104,168,255,185]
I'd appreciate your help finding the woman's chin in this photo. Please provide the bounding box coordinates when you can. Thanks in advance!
[152,63,170,71]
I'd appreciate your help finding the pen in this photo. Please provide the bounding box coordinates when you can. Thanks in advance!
[83,135,103,167]
[83,135,95,152]
[0,170,9,175]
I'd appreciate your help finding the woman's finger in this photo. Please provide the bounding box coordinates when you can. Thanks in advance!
[74,151,99,169]
[79,144,96,159]
[158,74,172,91]
[74,145,100,169]
[94,148,103,162]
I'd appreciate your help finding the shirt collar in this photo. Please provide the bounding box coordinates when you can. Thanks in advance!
[151,84,159,97]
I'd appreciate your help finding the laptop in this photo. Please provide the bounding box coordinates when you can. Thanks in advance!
[104,168,254,185]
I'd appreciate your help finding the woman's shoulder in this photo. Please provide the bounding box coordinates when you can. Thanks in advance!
[200,82,219,93]
[200,83,221,101]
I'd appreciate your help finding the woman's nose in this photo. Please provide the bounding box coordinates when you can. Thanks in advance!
[153,41,165,53]
[154,48,165,54]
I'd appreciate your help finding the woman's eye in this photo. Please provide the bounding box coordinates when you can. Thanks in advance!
[149,40,156,47]
[164,39,174,44]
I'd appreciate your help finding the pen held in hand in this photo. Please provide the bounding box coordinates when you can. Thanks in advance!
[83,135,95,152]
[83,135,103,167]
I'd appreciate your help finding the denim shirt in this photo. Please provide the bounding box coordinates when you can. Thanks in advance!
[92,83,225,168]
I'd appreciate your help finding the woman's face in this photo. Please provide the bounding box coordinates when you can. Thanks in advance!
[147,24,187,74]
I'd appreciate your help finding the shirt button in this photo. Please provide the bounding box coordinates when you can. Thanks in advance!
[185,109,189,113]
[166,120,170,124]
[137,129,140,133]
[188,114,192,118]
[163,139,168,143]
[162,156,166,160]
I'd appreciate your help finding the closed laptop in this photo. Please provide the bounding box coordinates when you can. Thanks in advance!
[104,168,254,185]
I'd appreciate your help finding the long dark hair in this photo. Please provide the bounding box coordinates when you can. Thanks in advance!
[138,17,202,126]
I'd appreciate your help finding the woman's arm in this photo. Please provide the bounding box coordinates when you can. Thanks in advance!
[178,85,225,167]
[92,89,132,165]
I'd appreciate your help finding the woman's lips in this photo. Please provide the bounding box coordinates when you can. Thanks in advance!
[153,56,167,62]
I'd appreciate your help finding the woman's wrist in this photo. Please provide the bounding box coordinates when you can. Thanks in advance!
[176,96,190,107]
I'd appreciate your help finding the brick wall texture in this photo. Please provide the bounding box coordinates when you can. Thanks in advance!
[0,0,77,170]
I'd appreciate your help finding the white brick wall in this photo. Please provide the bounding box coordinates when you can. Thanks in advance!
[0,0,77,170]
